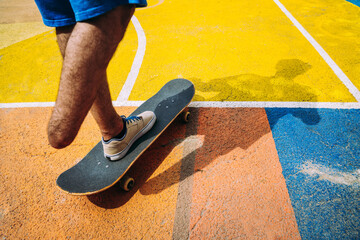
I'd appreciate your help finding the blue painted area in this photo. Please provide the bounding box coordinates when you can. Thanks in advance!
[347,0,360,7]
[266,108,360,240]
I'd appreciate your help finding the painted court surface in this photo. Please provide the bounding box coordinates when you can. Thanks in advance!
[1,0,359,239]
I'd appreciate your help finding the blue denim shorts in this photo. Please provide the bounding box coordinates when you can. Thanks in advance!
[35,0,147,27]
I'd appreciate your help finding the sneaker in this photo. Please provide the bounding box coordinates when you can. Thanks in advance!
[102,111,156,161]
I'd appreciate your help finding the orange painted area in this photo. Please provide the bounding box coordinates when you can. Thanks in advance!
[0,107,185,239]
[189,108,300,239]
[0,107,302,238]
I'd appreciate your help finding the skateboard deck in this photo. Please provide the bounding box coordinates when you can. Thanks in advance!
[56,78,195,195]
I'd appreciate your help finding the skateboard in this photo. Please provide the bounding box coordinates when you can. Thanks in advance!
[56,78,195,195]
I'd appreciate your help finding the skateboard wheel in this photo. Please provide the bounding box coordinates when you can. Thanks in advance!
[183,111,190,123]
[119,176,135,192]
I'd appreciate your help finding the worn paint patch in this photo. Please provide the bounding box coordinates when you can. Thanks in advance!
[266,108,360,239]
[301,162,360,188]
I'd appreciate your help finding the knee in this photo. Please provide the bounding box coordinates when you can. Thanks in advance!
[48,132,73,149]
[47,125,76,149]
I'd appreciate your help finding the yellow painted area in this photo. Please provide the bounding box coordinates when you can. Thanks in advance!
[141,0,165,9]
[0,24,138,103]
[0,0,48,49]
[280,0,360,90]
[0,31,61,102]
[130,0,355,102]
[0,0,357,103]
[0,22,51,49]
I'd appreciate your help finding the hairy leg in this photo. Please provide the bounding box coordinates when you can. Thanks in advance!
[56,25,74,57]
[49,5,134,149]
[90,73,124,141]
[56,26,124,141]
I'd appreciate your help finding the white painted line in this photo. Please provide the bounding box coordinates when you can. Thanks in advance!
[2,5,360,110]
[114,100,360,109]
[0,102,55,108]
[116,15,146,103]
[140,0,165,9]
[1,101,359,109]
[190,101,360,109]
[113,100,144,107]
[273,0,360,102]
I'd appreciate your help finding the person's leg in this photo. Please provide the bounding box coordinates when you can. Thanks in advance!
[48,5,134,149]
[89,74,124,141]
[55,25,74,57]
[56,26,124,142]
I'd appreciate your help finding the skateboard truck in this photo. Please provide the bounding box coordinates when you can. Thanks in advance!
[119,175,135,191]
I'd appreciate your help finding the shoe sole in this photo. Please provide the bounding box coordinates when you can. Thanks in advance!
[105,115,157,161]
